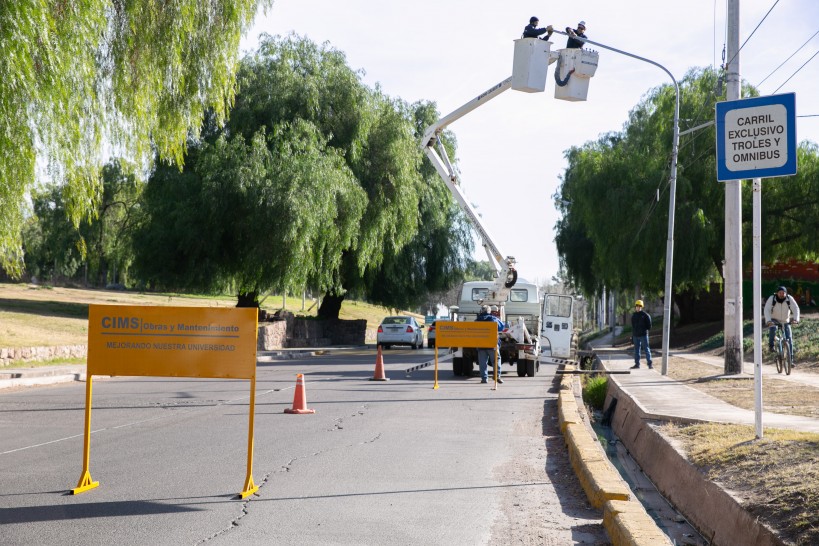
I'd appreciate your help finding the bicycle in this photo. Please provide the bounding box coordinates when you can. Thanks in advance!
[768,319,795,375]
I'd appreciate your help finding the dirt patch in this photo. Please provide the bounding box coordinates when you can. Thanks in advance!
[662,422,819,546]
[665,357,819,419]
[490,397,608,545]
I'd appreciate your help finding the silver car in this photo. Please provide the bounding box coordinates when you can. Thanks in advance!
[377,316,423,350]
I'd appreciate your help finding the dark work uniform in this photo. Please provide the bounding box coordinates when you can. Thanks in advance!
[523,23,552,40]
[476,312,504,381]
[566,28,587,48]
[631,309,652,368]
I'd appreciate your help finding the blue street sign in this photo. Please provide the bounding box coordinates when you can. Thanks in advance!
[715,93,797,181]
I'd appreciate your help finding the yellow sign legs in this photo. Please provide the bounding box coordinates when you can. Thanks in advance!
[492,350,499,391]
[433,341,440,390]
[239,376,259,499]
[71,377,99,494]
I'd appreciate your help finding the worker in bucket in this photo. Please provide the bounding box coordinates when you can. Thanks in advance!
[565,20,587,48]
[523,16,554,41]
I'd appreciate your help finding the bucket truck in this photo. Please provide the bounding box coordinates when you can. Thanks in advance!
[420,37,598,376]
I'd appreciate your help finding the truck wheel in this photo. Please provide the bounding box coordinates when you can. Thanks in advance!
[526,359,536,377]
[516,361,527,377]
[452,357,463,376]
[462,358,474,377]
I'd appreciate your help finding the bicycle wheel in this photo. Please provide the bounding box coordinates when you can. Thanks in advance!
[783,341,792,375]
[775,343,783,374]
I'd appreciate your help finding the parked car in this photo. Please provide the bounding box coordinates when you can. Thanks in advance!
[377,316,423,350]
[427,320,437,348]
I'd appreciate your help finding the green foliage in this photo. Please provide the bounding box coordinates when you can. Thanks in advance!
[582,376,608,410]
[555,67,819,303]
[754,142,819,261]
[82,161,143,286]
[223,35,469,313]
[464,260,496,281]
[132,122,365,296]
[22,186,85,282]
[361,99,473,310]
[23,159,151,287]
[1,1,268,275]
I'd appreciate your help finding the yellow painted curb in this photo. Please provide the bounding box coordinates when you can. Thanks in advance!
[559,366,670,544]
[604,500,673,545]
[558,396,582,432]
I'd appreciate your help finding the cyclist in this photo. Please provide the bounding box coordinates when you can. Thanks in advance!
[764,286,800,361]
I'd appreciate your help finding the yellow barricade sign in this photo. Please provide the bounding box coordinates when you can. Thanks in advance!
[87,305,257,379]
[432,321,498,390]
[435,321,498,348]
[72,305,260,498]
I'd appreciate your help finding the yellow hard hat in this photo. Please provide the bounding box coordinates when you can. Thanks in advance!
[635,300,644,307]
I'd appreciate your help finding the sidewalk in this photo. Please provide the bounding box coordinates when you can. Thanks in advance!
[589,329,819,433]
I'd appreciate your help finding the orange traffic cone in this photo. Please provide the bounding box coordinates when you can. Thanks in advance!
[284,374,316,414]
[370,344,390,381]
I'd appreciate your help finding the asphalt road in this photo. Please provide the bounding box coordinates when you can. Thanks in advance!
[0,348,607,545]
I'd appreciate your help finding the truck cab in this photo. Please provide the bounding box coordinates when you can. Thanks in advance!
[451,280,542,377]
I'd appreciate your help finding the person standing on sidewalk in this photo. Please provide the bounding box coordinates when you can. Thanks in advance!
[630,300,653,369]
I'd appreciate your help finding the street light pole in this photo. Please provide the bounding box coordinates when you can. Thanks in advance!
[553,32,680,375]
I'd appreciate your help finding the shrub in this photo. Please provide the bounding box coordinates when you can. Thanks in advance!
[582,376,608,410]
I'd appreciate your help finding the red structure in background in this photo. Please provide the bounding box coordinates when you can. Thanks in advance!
[745,260,819,308]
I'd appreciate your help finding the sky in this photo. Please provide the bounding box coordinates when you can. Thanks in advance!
[241,1,819,285]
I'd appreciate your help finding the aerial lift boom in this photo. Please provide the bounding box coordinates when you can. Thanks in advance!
[420,77,517,305]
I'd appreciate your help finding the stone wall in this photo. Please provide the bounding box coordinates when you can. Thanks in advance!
[1,345,87,367]
[257,320,288,351]
[257,316,366,350]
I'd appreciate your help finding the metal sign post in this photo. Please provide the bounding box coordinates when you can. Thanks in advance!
[716,93,797,439]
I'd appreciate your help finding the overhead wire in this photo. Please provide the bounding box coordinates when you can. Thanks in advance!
[713,0,718,70]
[627,1,797,246]
[723,0,781,69]
[757,29,819,87]
[772,49,819,93]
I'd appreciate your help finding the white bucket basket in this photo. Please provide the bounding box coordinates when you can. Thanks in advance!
[512,38,552,93]
[554,48,600,102]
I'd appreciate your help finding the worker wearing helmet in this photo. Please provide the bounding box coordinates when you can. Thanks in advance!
[523,16,554,41]
[566,20,587,49]
[630,299,653,370]
[476,305,504,384]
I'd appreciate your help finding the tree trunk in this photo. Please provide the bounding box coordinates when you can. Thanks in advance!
[236,291,260,308]
[318,293,345,320]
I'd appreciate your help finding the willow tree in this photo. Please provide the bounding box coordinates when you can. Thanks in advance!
[554,68,745,322]
[227,35,471,317]
[0,0,268,275]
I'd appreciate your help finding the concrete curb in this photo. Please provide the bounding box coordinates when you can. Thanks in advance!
[605,377,785,546]
[1,372,87,389]
[0,349,323,390]
[558,365,672,545]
